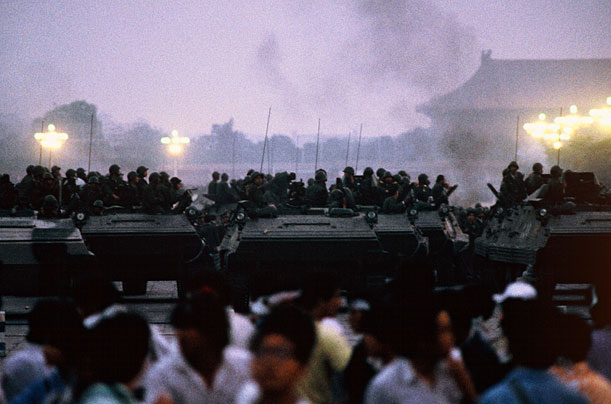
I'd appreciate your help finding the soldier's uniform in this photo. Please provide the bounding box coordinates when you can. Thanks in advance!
[102,165,126,206]
[305,171,328,207]
[525,163,544,195]
[413,174,432,202]
[143,173,164,214]
[382,195,406,213]
[358,167,378,206]
[80,176,105,210]
[499,161,527,206]
[208,172,220,199]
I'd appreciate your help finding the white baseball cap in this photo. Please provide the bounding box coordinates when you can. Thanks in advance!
[493,281,537,304]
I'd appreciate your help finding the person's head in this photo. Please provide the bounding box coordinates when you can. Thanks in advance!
[159,172,170,183]
[533,162,543,174]
[501,297,556,368]
[436,174,445,184]
[109,164,121,176]
[314,170,327,183]
[250,304,316,395]
[418,173,429,185]
[348,298,371,333]
[251,172,264,186]
[383,171,393,184]
[212,171,220,181]
[65,169,76,179]
[51,165,61,176]
[26,165,34,176]
[27,298,83,373]
[363,167,373,177]
[149,172,160,185]
[136,166,148,178]
[86,312,150,387]
[552,312,591,364]
[221,173,229,182]
[550,165,563,179]
[376,168,385,179]
[76,167,87,180]
[185,269,232,307]
[171,292,230,369]
[127,171,139,184]
[41,194,59,216]
[299,271,342,319]
[32,165,45,181]
[170,177,182,190]
[508,161,519,173]
[343,166,355,179]
[87,175,100,188]
[467,208,476,222]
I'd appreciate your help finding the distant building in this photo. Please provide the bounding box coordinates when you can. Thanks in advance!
[417,50,611,162]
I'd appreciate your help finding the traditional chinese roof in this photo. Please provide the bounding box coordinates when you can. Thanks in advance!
[418,51,611,114]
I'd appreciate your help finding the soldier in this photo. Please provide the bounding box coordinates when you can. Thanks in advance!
[413,173,432,202]
[102,164,125,206]
[136,166,149,198]
[143,172,164,214]
[431,175,458,207]
[91,199,105,216]
[216,173,236,204]
[0,174,16,210]
[499,161,527,206]
[358,167,378,205]
[39,195,60,218]
[158,172,173,211]
[20,165,35,184]
[207,171,220,199]
[270,171,294,205]
[305,170,329,207]
[342,166,357,192]
[37,172,59,209]
[525,162,544,195]
[121,171,141,207]
[539,165,565,205]
[80,176,104,210]
[51,165,62,180]
[246,171,266,208]
[382,185,406,213]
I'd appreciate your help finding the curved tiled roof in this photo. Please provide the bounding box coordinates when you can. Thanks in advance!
[419,53,611,114]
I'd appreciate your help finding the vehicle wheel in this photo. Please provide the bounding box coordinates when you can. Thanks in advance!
[122,280,148,295]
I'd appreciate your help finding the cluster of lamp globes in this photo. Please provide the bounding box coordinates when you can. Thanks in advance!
[523,97,611,150]
[34,126,191,157]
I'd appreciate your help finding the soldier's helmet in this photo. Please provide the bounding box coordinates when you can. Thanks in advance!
[32,165,45,177]
[418,173,429,184]
[436,175,445,183]
[149,172,160,183]
[65,169,76,178]
[383,171,393,180]
[343,166,355,176]
[159,172,170,181]
[136,166,148,176]
[508,161,519,169]
[76,168,86,176]
[93,200,104,208]
[127,171,138,182]
[221,173,229,181]
[88,176,100,184]
[26,165,34,175]
[376,168,386,178]
[315,170,327,182]
[250,171,263,181]
[109,164,121,175]
[393,174,402,183]
[363,167,374,176]
[170,177,182,186]
[51,165,61,173]
[532,162,543,172]
[550,165,563,178]
[42,194,58,209]
[398,170,408,177]
[212,171,220,180]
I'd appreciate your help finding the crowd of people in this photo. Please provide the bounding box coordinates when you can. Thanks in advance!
[0,165,192,217]
[1,267,610,404]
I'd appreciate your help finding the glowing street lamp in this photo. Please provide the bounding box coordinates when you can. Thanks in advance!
[589,97,611,128]
[161,130,190,176]
[34,124,68,166]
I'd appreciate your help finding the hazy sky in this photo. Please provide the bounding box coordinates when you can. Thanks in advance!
[1,0,609,139]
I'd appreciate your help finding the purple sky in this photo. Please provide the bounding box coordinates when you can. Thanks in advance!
[1,0,609,139]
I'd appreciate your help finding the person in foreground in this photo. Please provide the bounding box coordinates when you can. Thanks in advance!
[236,304,317,404]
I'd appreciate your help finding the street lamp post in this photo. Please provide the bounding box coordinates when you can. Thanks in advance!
[161,130,189,177]
[34,124,68,167]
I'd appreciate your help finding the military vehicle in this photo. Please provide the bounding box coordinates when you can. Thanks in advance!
[0,217,93,295]
[370,211,428,259]
[79,212,204,295]
[475,172,611,298]
[410,205,469,285]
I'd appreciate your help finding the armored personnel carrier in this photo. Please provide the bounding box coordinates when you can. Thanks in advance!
[371,211,428,259]
[0,217,93,295]
[411,206,469,285]
[475,172,611,296]
[79,212,204,295]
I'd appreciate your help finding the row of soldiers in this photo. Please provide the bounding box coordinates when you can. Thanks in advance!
[0,164,190,216]
[206,166,458,214]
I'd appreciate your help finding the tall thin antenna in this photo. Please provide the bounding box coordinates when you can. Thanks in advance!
[294,134,299,174]
[355,124,363,172]
[260,107,272,173]
[39,120,44,165]
[345,131,351,168]
[88,114,94,172]
[231,130,236,178]
[314,118,321,172]
[514,114,519,162]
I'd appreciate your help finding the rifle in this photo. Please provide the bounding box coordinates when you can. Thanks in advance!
[487,183,500,199]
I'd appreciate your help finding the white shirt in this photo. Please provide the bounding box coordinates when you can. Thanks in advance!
[235,381,311,404]
[364,358,454,404]
[1,343,53,402]
[228,309,255,350]
[143,346,251,404]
